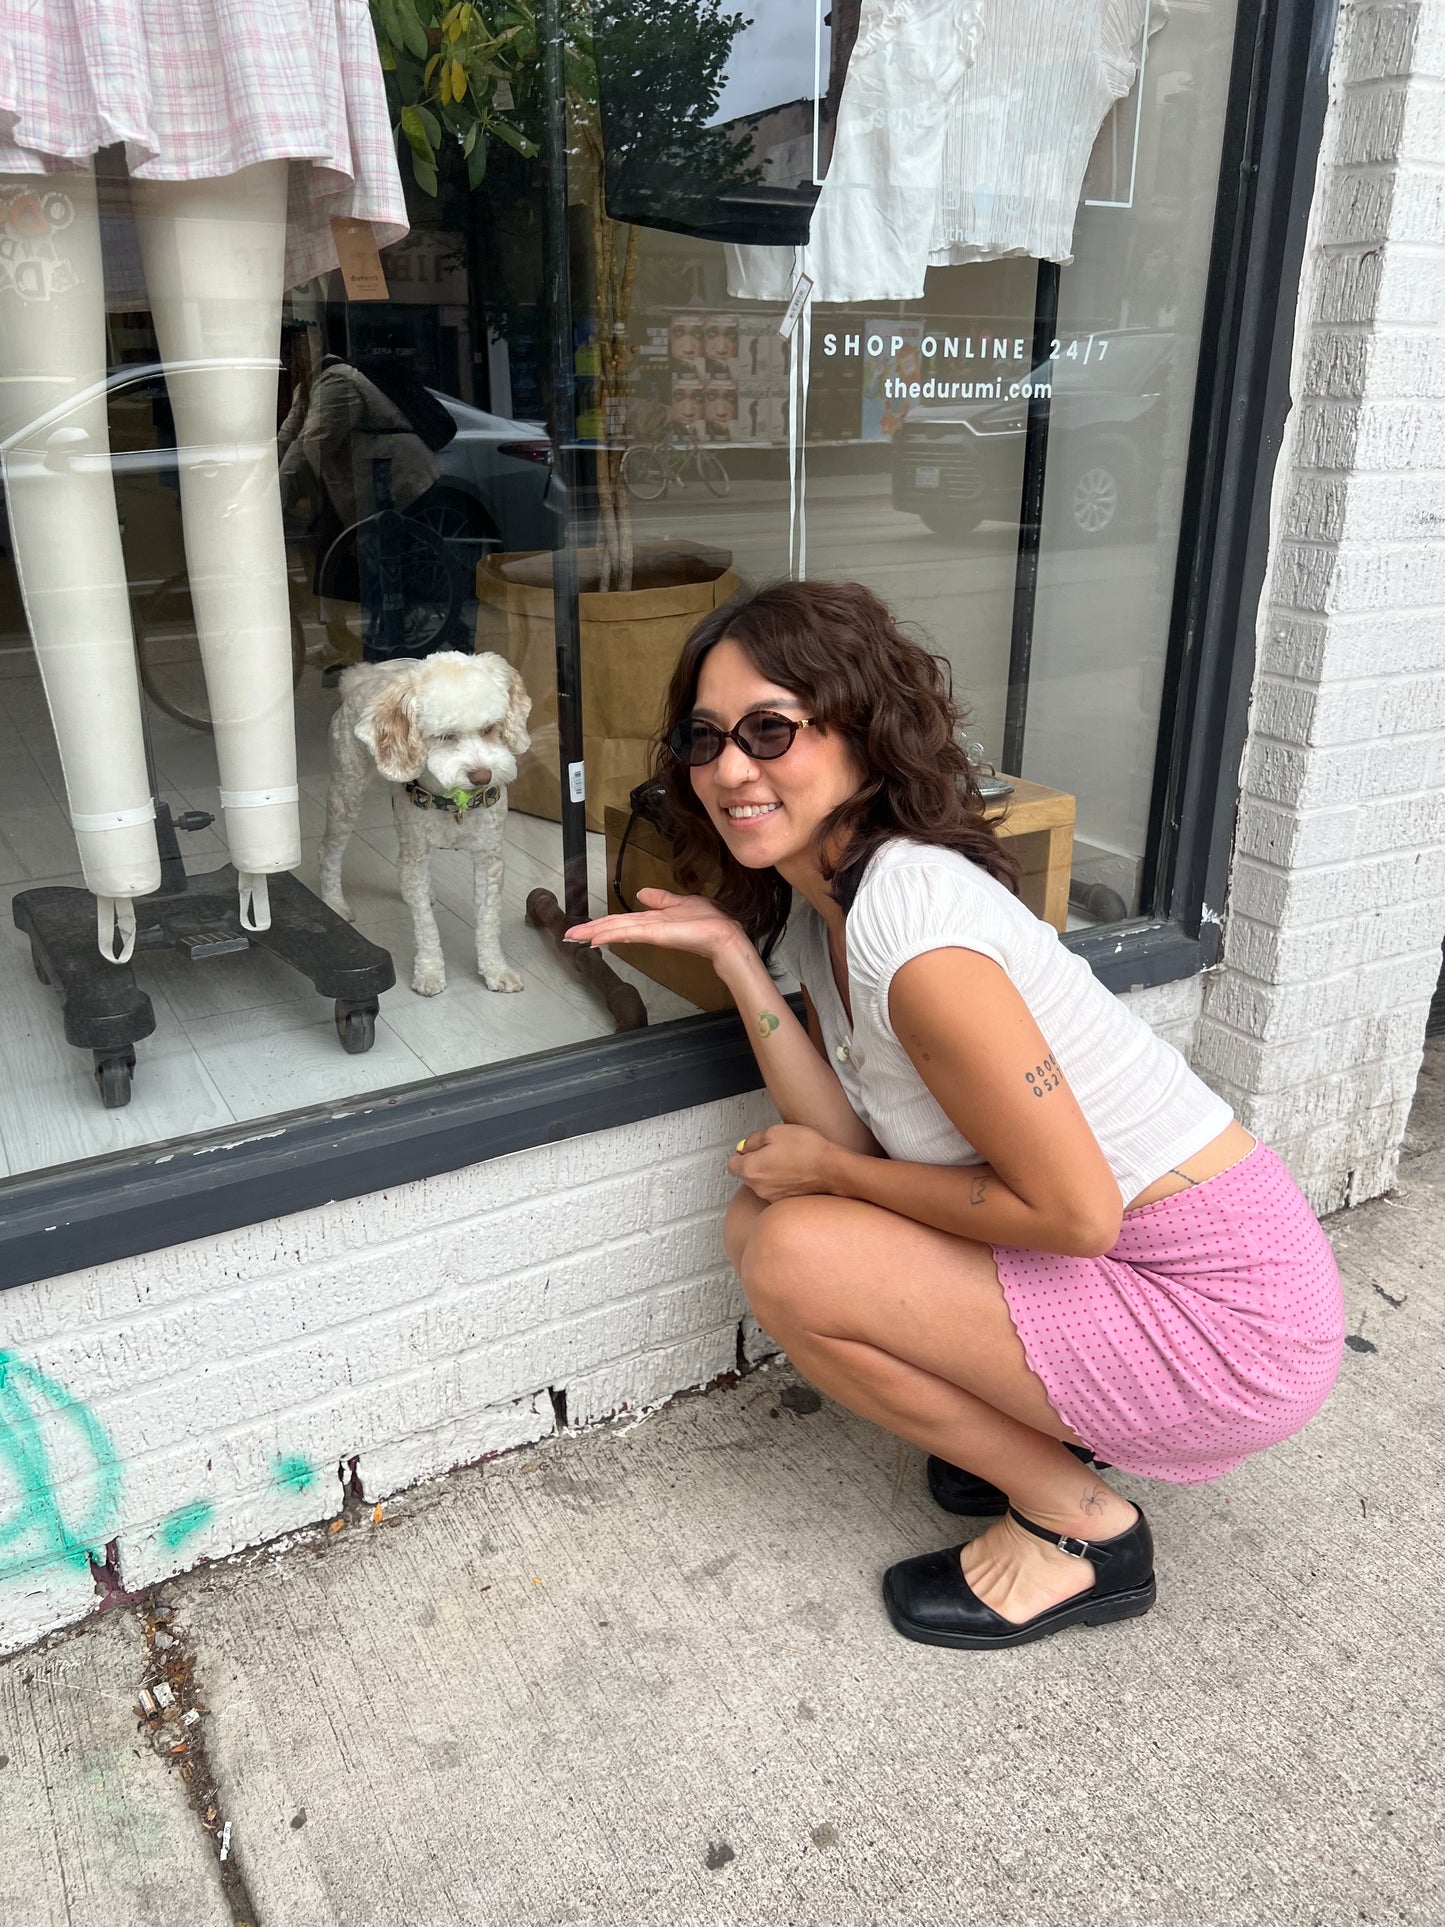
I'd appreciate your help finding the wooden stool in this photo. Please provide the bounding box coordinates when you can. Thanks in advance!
[602,779,1076,1013]
[988,777,1077,931]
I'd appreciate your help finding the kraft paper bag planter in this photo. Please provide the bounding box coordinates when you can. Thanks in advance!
[474,544,740,832]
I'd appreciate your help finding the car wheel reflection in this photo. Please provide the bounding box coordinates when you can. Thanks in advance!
[1069,461,1120,537]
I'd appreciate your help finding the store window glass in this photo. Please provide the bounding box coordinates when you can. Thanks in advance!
[598,0,1241,941]
[0,0,1237,1181]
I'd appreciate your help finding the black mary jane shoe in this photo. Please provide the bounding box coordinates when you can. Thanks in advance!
[926,1442,1109,1518]
[883,1505,1156,1650]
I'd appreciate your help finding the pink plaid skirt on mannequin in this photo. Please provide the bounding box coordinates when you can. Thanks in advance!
[0,0,407,288]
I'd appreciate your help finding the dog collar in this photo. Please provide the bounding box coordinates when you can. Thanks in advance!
[405,779,503,819]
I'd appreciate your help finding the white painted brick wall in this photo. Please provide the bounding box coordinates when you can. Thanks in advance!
[1116,975,1207,1061]
[0,1091,771,1656]
[1198,0,1445,1215]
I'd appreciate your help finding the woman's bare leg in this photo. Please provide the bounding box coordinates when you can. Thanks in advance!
[726,1188,1139,1624]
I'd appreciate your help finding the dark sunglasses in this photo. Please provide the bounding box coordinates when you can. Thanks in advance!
[666,709,815,768]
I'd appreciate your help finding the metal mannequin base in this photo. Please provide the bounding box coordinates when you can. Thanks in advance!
[13,803,396,1109]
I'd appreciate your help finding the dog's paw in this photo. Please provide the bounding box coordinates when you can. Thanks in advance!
[481,965,524,994]
[411,963,448,997]
[322,895,355,924]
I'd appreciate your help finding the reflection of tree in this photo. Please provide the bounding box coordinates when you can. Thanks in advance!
[372,0,758,592]
[589,0,760,241]
[584,0,759,591]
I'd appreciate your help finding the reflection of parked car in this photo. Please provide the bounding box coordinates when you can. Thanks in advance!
[891,331,1174,545]
[418,393,561,555]
[0,365,562,561]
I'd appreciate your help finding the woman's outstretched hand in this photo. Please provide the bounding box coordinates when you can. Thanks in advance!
[728,1123,849,1201]
[565,888,750,969]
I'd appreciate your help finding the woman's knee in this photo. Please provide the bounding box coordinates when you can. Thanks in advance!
[737,1196,835,1333]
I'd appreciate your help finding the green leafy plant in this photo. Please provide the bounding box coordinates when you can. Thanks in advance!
[369,0,540,194]
[369,0,758,597]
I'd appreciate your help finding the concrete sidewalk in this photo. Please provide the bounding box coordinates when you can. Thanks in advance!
[4,1049,1443,1927]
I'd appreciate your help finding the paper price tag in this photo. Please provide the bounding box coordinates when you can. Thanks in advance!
[493,77,515,111]
[331,218,389,302]
[778,272,814,340]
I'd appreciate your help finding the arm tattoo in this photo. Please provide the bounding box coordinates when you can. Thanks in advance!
[1025,1052,1062,1098]
[756,1010,781,1040]
[969,1174,989,1207]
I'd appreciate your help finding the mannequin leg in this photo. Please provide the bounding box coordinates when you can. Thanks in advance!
[0,168,160,956]
[132,162,300,927]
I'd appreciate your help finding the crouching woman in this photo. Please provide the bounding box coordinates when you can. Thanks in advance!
[567,580,1344,1652]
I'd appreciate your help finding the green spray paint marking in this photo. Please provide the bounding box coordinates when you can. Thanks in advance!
[0,1350,122,1583]
[273,1454,317,1494]
[157,1499,215,1551]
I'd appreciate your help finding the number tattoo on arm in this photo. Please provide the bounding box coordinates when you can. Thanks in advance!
[1025,1052,1061,1097]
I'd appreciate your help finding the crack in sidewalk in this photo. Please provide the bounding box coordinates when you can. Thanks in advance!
[133,1597,262,1927]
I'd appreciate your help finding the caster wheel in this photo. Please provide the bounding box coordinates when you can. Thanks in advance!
[31,945,50,986]
[335,1001,377,1054]
[95,1055,135,1109]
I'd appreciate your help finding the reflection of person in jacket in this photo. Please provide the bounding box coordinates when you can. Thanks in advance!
[278,352,445,662]
[279,354,437,531]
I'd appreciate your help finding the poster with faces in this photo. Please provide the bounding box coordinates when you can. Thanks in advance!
[703,314,739,379]
[670,371,704,433]
[704,376,739,442]
[669,313,706,377]
[670,313,748,439]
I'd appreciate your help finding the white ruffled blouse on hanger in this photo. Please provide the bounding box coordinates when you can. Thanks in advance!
[729,0,1158,304]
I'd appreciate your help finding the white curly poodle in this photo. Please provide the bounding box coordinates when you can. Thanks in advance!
[319,650,532,996]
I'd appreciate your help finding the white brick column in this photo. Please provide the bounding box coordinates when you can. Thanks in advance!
[1196,0,1445,1212]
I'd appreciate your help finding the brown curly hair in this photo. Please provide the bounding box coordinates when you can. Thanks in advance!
[652,579,1019,963]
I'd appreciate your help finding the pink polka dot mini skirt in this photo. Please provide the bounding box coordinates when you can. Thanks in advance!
[992,1143,1345,1484]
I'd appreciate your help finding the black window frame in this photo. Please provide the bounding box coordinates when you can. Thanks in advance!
[0,0,1338,1291]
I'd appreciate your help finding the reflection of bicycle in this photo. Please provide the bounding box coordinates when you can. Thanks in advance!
[135,482,466,730]
[134,569,307,733]
[620,425,729,501]
[318,491,464,663]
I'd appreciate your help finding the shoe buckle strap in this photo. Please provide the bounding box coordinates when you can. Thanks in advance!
[1008,1507,1111,1563]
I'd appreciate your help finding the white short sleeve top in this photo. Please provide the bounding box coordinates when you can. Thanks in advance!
[777,839,1231,1206]
[927,0,1156,269]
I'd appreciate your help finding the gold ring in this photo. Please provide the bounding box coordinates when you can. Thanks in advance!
[735,1138,748,1153]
